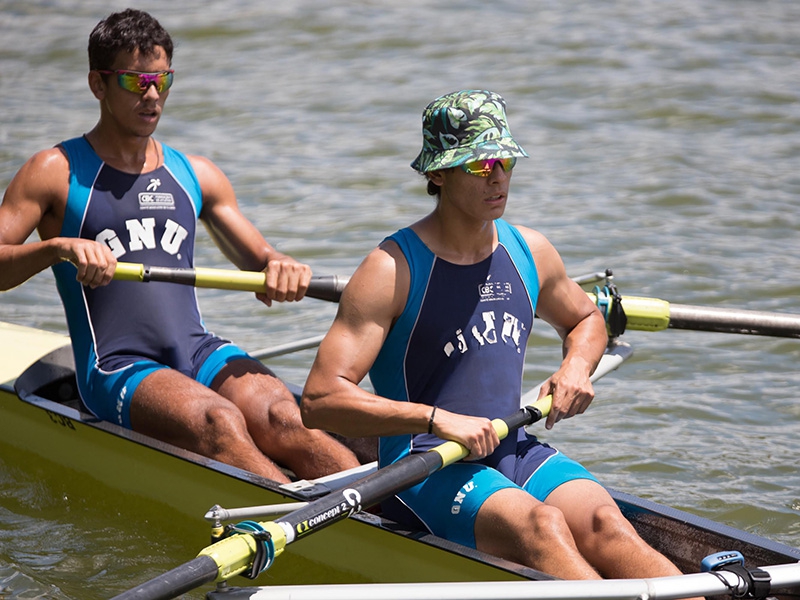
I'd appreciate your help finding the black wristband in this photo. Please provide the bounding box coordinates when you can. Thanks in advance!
[428,406,437,434]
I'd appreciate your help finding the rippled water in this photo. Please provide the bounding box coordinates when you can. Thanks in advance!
[1,0,799,597]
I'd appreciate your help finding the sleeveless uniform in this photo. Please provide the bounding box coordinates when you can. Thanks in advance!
[370,219,598,548]
[52,136,254,428]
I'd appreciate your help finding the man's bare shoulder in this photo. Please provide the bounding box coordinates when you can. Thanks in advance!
[0,146,70,243]
[341,240,409,323]
[346,242,404,295]
[507,222,566,288]
[186,153,213,171]
[6,146,70,204]
[23,146,69,176]
[186,154,230,183]
[508,223,550,251]
[186,153,236,210]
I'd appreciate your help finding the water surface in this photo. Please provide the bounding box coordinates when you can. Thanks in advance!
[1,1,798,597]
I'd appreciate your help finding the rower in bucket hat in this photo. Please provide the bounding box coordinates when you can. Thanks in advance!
[301,87,697,591]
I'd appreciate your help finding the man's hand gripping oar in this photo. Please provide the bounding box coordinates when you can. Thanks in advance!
[113,262,347,303]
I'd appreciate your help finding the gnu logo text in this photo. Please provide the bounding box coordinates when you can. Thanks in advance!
[96,217,189,259]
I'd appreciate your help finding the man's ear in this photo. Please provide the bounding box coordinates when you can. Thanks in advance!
[427,169,445,186]
[88,71,107,100]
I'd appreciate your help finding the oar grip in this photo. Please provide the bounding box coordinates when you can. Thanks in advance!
[113,262,347,303]
[112,262,146,282]
[430,395,552,469]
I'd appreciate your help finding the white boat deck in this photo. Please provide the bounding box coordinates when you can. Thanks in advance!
[0,321,69,385]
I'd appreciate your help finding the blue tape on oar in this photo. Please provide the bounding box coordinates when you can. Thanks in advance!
[229,520,276,578]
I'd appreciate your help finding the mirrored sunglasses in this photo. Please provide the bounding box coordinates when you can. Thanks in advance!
[98,69,174,94]
[460,157,517,177]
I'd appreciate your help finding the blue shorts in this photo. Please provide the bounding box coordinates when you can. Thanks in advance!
[384,447,599,549]
[81,342,255,428]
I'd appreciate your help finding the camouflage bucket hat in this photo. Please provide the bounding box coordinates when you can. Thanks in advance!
[411,90,528,173]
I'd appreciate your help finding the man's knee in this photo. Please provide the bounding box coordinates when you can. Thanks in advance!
[528,503,572,539]
[489,500,571,544]
[580,503,640,551]
[486,502,574,565]
[263,395,306,430]
[203,403,250,440]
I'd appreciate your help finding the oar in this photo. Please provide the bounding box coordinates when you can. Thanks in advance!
[114,263,800,338]
[110,395,553,600]
[249,334,326,361]
[203,562,800,600]
[113,265,606,307]
[590,287,800,338]
[113,262,348,303]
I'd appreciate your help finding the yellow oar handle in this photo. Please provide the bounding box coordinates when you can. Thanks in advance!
[430,395,552,467]
[113,262,348,302]
[114,262,267,292]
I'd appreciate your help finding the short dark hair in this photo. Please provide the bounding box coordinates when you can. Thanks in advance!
[88,9,173,71]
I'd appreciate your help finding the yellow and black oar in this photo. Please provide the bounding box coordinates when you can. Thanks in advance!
[589,285,800,338]
[110,395,553,600]
[113,262,348,303]
[115,262,800,338]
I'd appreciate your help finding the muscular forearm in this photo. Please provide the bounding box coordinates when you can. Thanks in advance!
[540,309,608,429]
[1,236,116,291]
[560,310,607,373]
[0,240,61,291]
[301,380,432,438]
[302,378,502,461]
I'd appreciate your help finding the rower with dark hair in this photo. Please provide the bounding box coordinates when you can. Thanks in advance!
[0,8,359,482]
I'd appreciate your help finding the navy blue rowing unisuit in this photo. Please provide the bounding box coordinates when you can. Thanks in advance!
[52,136,249,427]
[369,220,598,548]
[370,218,542,469]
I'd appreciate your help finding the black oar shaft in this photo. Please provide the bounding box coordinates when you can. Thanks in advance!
[306,275,347,303]
[668,303,800,338]
[281,451,443,541]
[110,555,218,600]
[140,265,196,286]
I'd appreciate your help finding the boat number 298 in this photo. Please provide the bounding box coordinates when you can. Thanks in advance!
[46,410,76,430]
